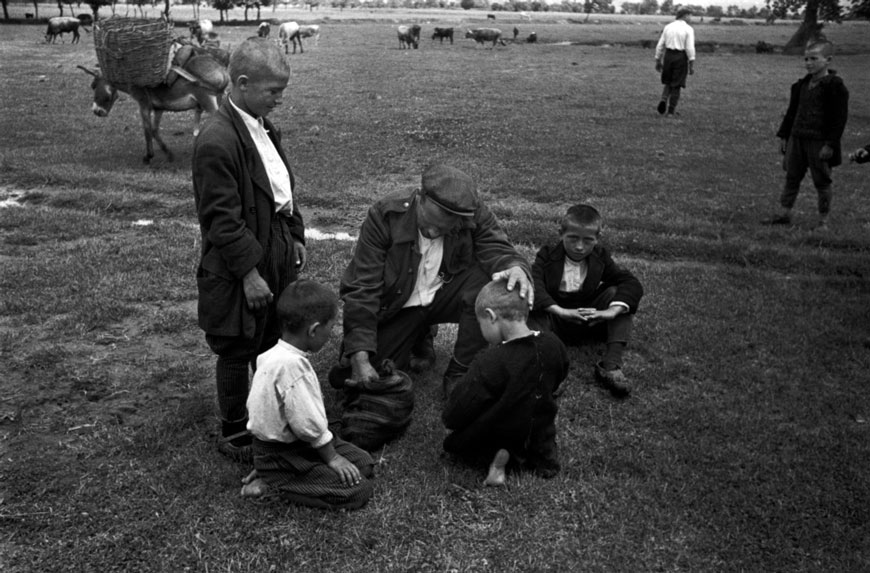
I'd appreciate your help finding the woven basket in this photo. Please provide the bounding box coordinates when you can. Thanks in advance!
[94,18,174,87]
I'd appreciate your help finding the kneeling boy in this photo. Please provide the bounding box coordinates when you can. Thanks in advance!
[442,280,570,486]
[242,280,374,510]
[531,204,644,398]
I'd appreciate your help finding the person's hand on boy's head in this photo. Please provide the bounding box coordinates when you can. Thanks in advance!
[242,268,274,310]
[293,242,307,272]
[819,144,833,161]
[328,454,362,486]
[492,266,534,308]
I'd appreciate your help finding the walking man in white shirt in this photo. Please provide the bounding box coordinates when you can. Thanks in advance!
[655,8,696,116]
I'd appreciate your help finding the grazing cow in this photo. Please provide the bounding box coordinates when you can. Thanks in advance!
[45,17,81,44]
[431,27,453,44]
[527,32,537,43]
[76,13,94,27]
[257,22,271,38]
[298,24,320,46]
[78,53,229,164]
[188,19,214,45]
[397,24,421,49]
[278,21,303,54]
[465,28,507,48]
[487,13,496,20]
[755,40,774,53]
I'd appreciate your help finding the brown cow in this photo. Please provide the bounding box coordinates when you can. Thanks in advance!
[78,53,229,163]
[46,17,82,44]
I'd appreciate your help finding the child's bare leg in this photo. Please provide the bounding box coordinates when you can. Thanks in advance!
[484,449,510,487]
[240,469,269,497]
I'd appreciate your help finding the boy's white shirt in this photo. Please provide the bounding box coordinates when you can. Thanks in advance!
[246,339,333,448]
[655,19,696,61]
[229,97,294,215]
[403,231,444,308]
[559,257,629,313]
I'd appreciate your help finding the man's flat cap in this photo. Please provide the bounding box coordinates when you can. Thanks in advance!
[420,164,478,217]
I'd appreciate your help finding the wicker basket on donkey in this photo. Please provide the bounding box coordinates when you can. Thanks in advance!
[94,18,174,88]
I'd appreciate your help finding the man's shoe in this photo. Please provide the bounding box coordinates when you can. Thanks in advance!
[657,101,667,115]
[594,362,631,398]
[218,430,253,463]
[761,214,791,225]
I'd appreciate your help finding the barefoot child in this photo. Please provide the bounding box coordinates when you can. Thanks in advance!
[241,280,374,509]
[442,280,569,486]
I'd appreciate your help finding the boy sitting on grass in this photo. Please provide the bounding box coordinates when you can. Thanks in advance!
[240,280,375,510]
[442,280,569,486]
[530,204,644,398]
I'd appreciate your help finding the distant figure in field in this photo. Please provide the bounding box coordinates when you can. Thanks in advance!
[442,280,569,486]
[241,280,374,509]
[530,204,643,398]
[850,144,870,164]
[763,40,849,232]
[654,8,696,116]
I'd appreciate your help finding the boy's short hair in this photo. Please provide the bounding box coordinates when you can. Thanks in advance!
[276,280,339,334]
[228,37,290,83]
[675,8,692,19]
[560,204,602,233]
[805,40,834,57]
[475,279,529,322]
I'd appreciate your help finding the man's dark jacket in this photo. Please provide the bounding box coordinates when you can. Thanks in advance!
[339,191,529,359]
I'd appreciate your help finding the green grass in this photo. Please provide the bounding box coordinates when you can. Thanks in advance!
[2,14,870,572]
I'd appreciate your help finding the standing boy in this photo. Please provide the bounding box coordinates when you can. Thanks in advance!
[241,280,375,510]
[443,280,569,486]
[531,205,643,398]
[192,38,307,462]
[764,40,849,231]
[654,8,696,116]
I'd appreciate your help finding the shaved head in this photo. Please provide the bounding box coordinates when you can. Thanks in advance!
[228,37,290,83]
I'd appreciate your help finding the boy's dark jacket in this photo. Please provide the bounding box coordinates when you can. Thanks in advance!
[776,71,849,167]
[192,101,305,338]
[532,242,643,313]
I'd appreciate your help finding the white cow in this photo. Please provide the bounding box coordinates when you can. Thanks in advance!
[257,22,271,38]
[298,24,320,47]
[277,21,303,54]
[188,19,213,45]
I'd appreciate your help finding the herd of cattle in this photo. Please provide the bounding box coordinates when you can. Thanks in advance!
[44,17,537,163]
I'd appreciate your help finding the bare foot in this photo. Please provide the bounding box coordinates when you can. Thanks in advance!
[484,449,510,487]
[240,478,269,497]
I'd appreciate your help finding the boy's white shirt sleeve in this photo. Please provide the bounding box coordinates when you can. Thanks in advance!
[278,361,333,449]
[686,25,696,61]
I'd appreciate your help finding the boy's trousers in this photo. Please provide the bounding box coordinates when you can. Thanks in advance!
[781,137,833,215]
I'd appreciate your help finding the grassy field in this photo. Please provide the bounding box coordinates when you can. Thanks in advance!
[2,13,870,572]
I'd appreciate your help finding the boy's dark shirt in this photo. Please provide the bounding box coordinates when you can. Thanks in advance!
[776,71,849,167]
[532,242,643,314]
[442,332,569,466]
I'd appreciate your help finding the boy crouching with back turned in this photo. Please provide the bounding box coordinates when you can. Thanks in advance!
[241,280,375,510]
[442,279,570,486]
[530,204,644,398]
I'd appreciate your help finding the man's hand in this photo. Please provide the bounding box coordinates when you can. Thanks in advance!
[348,351,379,387]
[293,242,307,272]
[242,268,273,311]
[819,144,833,161]
[491,266,534,308]
[688,61,694,75]
[655,60,663,72]
[328,454,362,487]
[779,138,788,155]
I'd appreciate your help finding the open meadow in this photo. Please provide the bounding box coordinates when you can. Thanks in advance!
[1,10,870,572]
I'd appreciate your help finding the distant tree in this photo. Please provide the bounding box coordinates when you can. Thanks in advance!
[621,1,640,13]
[242,0,261,20]
[766,0,843,52]
[212,0,233,22]
[850,0,870,18]
[726,4,740,16]
[659,0,673,14]
[706,4,723,16]
[85,0,112,19]
[460,0,474,8]
[583,0,612,19]
[638,0,657,14]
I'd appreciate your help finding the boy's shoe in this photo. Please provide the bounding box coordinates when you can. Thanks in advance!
[761,214,791,225]
[594,362,631,398]
[218,430,253,463]
[657,101,667,115]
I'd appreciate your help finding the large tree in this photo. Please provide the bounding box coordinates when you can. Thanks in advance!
[852,0,870,18]
[766,0,842,53]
